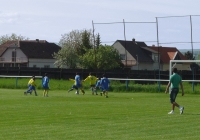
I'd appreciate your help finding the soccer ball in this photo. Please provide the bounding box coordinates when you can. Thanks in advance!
[75,91,79,95]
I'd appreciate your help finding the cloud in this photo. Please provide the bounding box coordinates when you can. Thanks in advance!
[0,12,19,24]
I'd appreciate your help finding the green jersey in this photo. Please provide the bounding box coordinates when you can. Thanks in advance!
[170,73,182,88]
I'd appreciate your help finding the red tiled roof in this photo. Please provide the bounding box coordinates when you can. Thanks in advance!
[0,41,17,56]
[167,52,176,60]
[148,47,187,63]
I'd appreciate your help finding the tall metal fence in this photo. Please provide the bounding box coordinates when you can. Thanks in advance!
[0,67,199,82]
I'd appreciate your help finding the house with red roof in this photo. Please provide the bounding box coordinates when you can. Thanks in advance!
[0,39,61,68]
[112,39,190,71]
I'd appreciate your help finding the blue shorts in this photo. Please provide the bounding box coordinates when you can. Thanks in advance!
[170,88,179,103]
[75,83,81,88]
[29,85,36,91]
[102,87,109,91]
[43,84,49,89]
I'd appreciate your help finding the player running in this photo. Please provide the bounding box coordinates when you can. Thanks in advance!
[24,76,38,96]
[68,78,85,95]
[84,72,98,95]
[100,74,110,98]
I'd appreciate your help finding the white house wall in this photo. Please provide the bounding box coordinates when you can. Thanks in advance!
[131,63,159,70]
[163,63,191,71]
[29,58,56,68]
[1,48,28,62]
[113,42,137,65]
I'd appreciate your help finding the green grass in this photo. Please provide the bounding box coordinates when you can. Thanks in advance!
[0,77,200,94]
[0,89,200,140]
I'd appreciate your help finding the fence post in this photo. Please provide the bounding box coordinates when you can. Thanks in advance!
[16,77,18,88]
[126,77,129,90]
[192,68,194,92]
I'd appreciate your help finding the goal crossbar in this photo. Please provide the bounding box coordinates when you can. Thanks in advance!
[169,60,200,78]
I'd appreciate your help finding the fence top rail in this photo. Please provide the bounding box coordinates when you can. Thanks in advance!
[108,78,200,82]
[0,75,42,78]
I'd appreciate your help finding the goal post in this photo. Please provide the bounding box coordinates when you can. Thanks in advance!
[169,60,200,92]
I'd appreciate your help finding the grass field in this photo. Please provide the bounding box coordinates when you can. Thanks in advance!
[1,89,200,140]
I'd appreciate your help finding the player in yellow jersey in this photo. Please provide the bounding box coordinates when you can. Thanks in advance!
[84,72,98,95]
[24,75,34,95]
[24,76,38,96]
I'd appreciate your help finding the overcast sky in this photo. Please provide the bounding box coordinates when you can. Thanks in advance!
[0,0,200,50]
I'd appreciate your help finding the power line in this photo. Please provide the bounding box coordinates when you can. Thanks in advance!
[159,42,200,44]
[93,21,156,24]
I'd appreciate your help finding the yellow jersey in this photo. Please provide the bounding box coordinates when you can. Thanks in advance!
[84,75,98,85]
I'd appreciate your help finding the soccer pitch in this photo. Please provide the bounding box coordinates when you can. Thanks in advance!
[0,89,200,140]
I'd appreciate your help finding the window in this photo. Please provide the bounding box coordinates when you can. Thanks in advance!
[12,49,16,62]
[154,56,158,62]
[120,54,125,60]
[44,65,50,68]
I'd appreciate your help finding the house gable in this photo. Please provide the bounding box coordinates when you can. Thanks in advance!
[0,41,17,56]
[113,40,154,63]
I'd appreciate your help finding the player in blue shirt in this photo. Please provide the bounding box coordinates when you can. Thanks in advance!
[74,73,81,94]
[94,77,102,95]
[100,74,110,98]
[42,73,50,97]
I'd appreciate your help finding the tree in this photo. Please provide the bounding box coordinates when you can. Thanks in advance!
[53,45,78,68]
[80,45,122,70]
[55,29,94,68]
[78,30,93,55]
[58,29,93,55]
[184,51,199,71]
[184,51,194,60]
[0,33,29,45]
[95,33,101,48]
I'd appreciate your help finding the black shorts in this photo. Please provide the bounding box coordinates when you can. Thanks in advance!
[90,85,95,88]
[169,88,179,103]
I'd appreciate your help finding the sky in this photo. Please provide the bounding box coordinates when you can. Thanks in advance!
[1,0,200,50]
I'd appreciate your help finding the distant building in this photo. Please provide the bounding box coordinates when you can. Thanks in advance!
[0,40,61,68]
[112,39,190,71]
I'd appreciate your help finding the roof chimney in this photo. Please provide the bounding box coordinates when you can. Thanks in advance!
[132,38,135,44]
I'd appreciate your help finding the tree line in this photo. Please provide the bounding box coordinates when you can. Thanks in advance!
[0,31,197,70]
[0,31,123,70]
